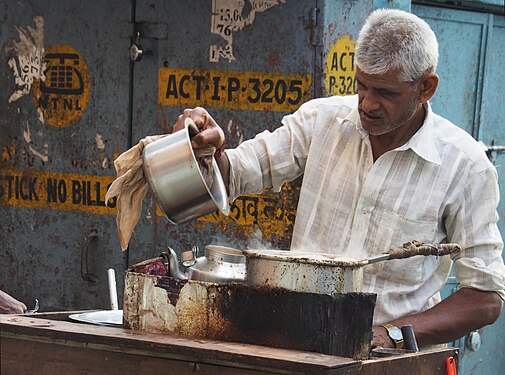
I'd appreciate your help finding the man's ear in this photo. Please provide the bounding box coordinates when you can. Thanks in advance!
[418,73,439,103]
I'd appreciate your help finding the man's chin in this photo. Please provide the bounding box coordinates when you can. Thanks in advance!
[360,120,385,134]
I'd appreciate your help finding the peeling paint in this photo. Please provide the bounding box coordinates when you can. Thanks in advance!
[5,16,46,103]
[210,0,286,62]
[144,198,154,223]
[101,157,109,169]
[36,107,44,123]
[95,134,106,150]
[22,122,48,163]
[95,133,110,168]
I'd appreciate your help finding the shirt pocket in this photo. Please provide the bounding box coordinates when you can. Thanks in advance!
[364,210,438,285]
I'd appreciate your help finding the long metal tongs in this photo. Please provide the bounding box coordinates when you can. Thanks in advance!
[367,240,462,264]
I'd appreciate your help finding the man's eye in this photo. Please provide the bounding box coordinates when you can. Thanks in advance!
[379,89,396,97]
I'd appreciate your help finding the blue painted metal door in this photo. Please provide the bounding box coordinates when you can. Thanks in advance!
[413,4,505,374]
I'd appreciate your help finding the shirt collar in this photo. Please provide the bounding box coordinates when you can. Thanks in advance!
[397,102,442,165]
[343,102,442,166]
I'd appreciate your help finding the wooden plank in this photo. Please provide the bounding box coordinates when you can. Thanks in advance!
[1,315,458,375]
[342,349,459,375]
[0,315,360,374]
[1,337,286,375]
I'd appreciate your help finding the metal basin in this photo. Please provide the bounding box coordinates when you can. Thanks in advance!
[243,243,461,294]
[142,121,230,224]
[243,250,366,294]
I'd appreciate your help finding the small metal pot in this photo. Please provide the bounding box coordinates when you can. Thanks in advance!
[142,120,230,224]
[187,245,246,283]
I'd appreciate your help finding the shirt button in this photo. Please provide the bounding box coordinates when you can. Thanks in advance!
[361,207,368,214]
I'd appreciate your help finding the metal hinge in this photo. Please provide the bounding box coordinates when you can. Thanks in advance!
[306,7,322,46]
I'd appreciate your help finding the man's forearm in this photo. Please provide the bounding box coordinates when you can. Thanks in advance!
[376,288,503,348]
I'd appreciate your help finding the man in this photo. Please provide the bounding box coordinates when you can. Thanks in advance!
[173,9,504,349]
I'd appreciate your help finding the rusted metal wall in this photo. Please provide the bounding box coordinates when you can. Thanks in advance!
[1,0,377,311]
[127,0,376,266]
[0,0,131,311]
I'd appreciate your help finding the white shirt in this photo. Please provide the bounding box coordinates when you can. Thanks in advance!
[226,95,505,325]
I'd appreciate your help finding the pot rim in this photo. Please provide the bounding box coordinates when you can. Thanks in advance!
[242,249,367,267]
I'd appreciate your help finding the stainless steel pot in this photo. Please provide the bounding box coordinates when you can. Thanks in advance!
[243,241,461,294]
[142,119,230,224]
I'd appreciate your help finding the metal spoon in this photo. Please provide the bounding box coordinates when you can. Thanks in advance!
[25,299,39,314]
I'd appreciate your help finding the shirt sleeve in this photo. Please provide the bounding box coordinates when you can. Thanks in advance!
[445,166,505,297]
[225,102,318,201]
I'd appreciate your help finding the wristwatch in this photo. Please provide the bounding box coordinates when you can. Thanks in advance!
[382,323,404,349]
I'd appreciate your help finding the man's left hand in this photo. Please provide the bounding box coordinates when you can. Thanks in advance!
[372,325,395,349]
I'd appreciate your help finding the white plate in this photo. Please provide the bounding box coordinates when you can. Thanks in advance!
[69,310,123,326]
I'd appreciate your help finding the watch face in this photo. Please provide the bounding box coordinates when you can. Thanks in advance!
[389,327,403,340]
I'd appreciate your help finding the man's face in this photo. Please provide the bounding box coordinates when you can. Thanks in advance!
[356,67,422,136]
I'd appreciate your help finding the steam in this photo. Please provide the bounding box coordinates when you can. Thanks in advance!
[207,226,276,251]
[245,227,274,250]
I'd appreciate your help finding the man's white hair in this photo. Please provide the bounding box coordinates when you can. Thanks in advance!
[355,9,439,82]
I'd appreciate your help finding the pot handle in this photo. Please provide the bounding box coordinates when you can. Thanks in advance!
[181,245,198,267]
[387,241,461,260]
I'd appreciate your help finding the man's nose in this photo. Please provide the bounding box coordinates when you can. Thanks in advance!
[360,91,381,112]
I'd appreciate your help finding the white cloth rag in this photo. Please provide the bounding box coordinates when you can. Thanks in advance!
[106,134,217,251]
[105,135,166,251]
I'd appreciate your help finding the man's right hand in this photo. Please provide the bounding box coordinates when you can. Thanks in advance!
[173,107,225,151]
[173,107,230,192]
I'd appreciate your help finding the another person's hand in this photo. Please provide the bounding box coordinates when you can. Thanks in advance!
[371,325,395,349]
[173,107,225,151]
[0,290,27,314]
